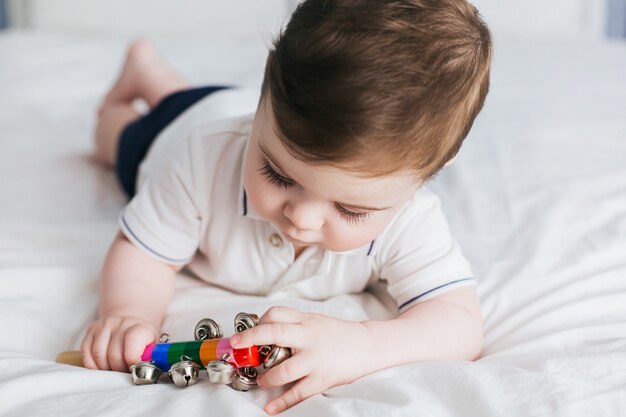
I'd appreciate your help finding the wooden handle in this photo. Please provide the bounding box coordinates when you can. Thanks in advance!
[56,350,85,367]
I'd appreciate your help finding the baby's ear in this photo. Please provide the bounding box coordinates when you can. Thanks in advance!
[443,155,458,167]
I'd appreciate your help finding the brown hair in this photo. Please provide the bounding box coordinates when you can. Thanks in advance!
[260,0,492,179]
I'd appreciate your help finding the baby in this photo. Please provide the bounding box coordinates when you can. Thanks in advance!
[82,0,492,414]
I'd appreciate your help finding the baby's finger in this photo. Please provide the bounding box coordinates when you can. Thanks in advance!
[124,325,157,369]
[264,376,323,415]
[259,306,303,325]
[91,324,113,370]
[230,322,304,349]
[80,325,97,369]
[257,356,310,388]
[107,328,127,372]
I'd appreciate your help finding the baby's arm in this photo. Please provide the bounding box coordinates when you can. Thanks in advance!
[362,285,483,367]
[80,231,181,372]
[230,286,482,415]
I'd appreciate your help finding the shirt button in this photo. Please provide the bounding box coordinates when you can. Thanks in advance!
[268,233,283,248]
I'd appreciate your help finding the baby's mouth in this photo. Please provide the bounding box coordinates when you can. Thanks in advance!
[278,226,311,245]
[283,232,307,244]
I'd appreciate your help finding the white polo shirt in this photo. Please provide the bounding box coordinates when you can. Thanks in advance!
[120,90,475,312]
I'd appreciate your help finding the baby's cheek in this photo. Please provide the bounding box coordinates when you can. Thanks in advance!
[247,183,280,220]
[323,222,379,252]
[324,213,397,252]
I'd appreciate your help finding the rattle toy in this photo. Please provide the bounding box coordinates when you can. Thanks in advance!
[56,312,292,391]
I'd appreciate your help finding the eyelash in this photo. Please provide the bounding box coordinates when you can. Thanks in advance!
[259,159,293,189]
[258,158,372,225]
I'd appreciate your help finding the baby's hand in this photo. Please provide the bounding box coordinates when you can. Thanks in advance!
[80,316,159,372]
[230,306,377,415]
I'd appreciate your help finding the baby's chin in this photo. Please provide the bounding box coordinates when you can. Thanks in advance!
[278,227,366,253]
[317,237,374,253]
[264,216,373,253]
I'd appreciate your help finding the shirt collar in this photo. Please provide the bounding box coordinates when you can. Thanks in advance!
[238,134,265,220]
[239,187,265,220]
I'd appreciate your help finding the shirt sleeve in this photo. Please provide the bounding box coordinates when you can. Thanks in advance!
[375,188,475,312]
[119,130,202,265]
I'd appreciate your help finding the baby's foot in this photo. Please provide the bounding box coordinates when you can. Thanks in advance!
[98,39,189,117]
[98,39,173,115]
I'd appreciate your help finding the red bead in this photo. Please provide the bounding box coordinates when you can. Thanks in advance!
[233,344,261,367]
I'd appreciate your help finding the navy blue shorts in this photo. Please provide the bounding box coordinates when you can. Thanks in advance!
[116,85,231,198]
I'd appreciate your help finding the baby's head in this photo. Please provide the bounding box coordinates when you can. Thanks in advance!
[243,0,492,252]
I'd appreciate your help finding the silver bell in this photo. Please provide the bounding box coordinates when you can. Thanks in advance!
[206,359,237,384]
[258,345,272,362]
[234,312,259,333]
[263,345,292,369]
[231,366,258,391]
[194,318,223,341]
[168,357,200,387]
[234,313,273,359]
[130,361,162,385]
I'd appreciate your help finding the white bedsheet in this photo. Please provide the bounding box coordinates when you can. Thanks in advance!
[1,30,625,416]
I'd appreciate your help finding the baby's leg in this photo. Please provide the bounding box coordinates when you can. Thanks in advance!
[101,39,190,110]
[94,102,141,167]
[95,40,190,167]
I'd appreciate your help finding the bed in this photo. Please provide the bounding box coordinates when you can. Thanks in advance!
[1,9,626,417]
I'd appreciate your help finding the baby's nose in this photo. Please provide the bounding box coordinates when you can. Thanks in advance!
[283,200,325,231]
